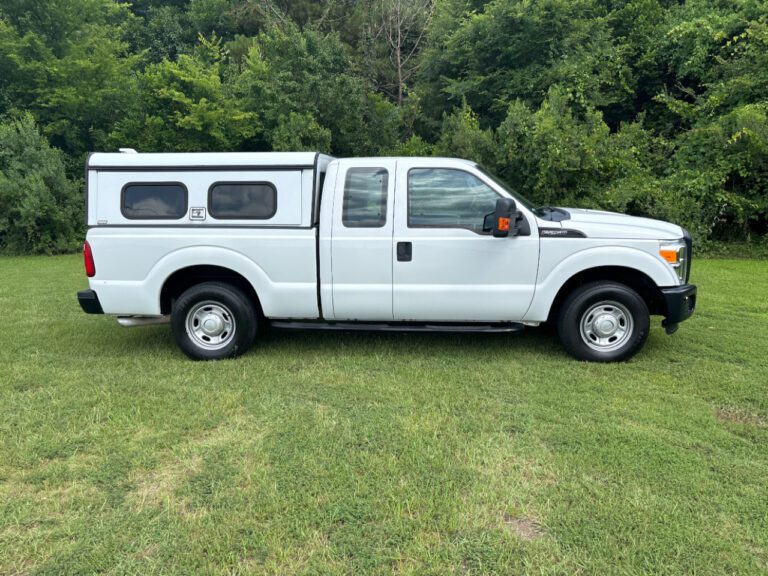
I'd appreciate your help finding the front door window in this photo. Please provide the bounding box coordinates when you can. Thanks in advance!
[407,168,499,233]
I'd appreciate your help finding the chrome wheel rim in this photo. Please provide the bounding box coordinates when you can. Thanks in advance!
[186,301,236,350]
[579,300,633,352]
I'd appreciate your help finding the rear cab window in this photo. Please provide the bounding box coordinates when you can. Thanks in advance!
[342,168,389,228]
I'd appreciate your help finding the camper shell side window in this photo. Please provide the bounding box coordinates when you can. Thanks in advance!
[121,182,188,220]
[208,182,278,220]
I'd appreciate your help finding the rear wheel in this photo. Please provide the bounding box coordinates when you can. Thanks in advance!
[557,281,649,362]
[171,282,257,360]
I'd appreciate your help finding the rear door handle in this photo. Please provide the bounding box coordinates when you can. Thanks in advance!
[397,241,412,262]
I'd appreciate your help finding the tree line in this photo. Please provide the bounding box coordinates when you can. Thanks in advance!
[1,0,766,253]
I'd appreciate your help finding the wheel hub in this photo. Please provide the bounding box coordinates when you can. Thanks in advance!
[594,314,618,337]
[186,301,236,350]
[201,314,225,337]
[579,300,633,352]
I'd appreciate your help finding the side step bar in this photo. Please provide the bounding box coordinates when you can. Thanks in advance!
[269,321,525,334]
[117,315,170,327]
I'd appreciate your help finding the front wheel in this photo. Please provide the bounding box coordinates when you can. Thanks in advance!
[171,282,257,360]
[557,281,650,362]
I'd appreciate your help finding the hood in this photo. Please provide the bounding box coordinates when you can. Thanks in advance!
[552,208,684,240]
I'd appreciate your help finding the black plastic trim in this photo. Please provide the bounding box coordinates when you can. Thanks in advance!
[311,152,321,226]
[397,241,413,262]
[77,290,103,314]
[269,320,525,334]
[660,284,697,328]
[535,207,571,222]
[312,153,323,319]
[539,228,587,238]
[121,182,188,220]
[207,181,278,220]
[315,228,323,319]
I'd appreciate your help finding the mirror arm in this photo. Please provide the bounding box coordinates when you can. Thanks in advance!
[482,211,495,232]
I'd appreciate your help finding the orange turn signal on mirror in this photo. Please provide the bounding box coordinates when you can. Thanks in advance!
[659,248,679,264]
[498,217,510,231]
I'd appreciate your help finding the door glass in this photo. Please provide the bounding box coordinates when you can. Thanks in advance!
[408,168,499,231]
[342,168,389,228]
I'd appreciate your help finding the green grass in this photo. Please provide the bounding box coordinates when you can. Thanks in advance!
[1,255,767,575]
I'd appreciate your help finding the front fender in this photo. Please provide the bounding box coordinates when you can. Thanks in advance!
[523,245,678,322]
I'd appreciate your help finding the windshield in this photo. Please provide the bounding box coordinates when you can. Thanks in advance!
[474,165,538,212]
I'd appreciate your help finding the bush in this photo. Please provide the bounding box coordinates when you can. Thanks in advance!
[271,111,331,152]
[0,114,82,254]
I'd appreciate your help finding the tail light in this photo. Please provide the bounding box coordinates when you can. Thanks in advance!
[83,241,96,277]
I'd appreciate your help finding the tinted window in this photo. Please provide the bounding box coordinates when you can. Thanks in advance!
[209,182,277,219]
[342,168,388,228]
[408,168,499,231]
[122,183,187,220]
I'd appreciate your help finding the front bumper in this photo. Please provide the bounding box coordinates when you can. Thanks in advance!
[660,284,696,334]
[77,289,104,314]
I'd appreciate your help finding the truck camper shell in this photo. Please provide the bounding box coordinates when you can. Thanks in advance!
[85,152,335,229]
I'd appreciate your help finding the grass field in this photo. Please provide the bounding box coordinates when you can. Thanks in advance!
[1,255,767,575]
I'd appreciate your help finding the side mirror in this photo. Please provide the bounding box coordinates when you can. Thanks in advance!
[483,198,521,238]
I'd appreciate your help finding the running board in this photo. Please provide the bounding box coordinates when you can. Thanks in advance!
[117,315,170,327]
[269,321,525,334]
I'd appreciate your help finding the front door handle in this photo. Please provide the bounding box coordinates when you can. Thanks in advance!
[397,241,412,262]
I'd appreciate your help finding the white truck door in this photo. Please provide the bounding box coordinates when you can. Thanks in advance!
[329,160,397,320]
[392,161,539,322]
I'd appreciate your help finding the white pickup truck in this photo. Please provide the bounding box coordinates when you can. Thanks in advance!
[77,151,696,362]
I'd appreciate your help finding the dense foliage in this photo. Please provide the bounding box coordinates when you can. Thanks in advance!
[0,114,81,253]
[1,0,766,253]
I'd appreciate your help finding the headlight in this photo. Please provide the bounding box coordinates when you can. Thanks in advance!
[659,240,687,282]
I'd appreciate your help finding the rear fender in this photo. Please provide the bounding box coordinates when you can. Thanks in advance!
[92,246,315,318]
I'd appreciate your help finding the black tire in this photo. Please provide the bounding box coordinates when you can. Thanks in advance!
[557,281,649,362]
[171,282,257,360]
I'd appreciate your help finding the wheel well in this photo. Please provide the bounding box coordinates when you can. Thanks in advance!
[160,265,263,317]
[547,266,665,323]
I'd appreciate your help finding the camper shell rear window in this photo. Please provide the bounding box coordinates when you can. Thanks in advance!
[121,183,188,220]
